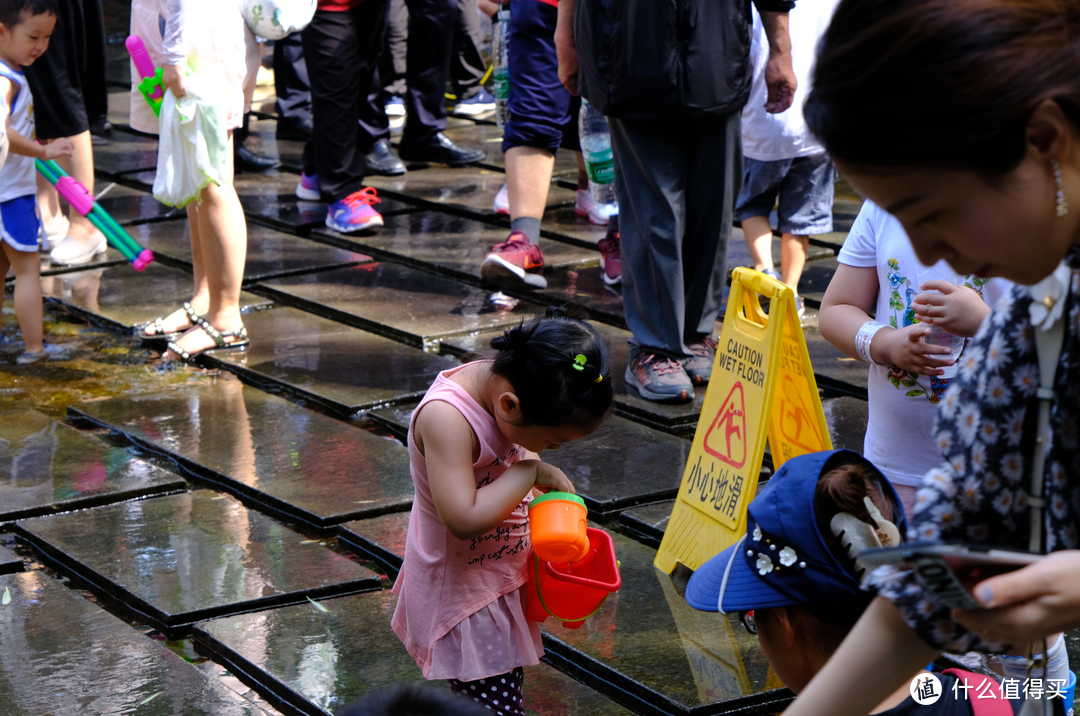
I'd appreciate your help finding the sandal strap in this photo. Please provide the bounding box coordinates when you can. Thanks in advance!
[166,340,193,362]
[182,302,201,325]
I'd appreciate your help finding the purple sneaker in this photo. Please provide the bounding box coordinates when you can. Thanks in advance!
[625,345,694,402]
[296,172,320,201]
[325,188,383,233]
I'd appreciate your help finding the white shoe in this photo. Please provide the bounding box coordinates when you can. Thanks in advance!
[493,183,509,215]
[40,214,70,252]
[575,190,618,225]
[48,232,107,265]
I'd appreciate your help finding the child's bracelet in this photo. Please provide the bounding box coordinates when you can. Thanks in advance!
[855,321,889,364]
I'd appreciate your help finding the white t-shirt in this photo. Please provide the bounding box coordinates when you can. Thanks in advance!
[741,0,839,161]
[837,201,1010,487]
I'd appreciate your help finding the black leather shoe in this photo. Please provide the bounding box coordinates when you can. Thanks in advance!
[365,138,406,176]
[276,116,314,141]
[235,143,279,172]
[398,132,485,166]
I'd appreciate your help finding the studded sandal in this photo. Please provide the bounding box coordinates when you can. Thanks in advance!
[166,317,249,362]
[138,302,202,341]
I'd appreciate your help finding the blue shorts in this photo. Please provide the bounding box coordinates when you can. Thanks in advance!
[734,154,835,236]
[501,0,580,155]
[0,194,41,253]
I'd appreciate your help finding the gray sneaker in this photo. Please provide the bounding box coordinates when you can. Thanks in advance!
[625,345,694,402]
[682,335,717,385]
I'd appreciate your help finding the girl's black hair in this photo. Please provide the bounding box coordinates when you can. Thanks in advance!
[0,0,57,28]
[489,306,614,427]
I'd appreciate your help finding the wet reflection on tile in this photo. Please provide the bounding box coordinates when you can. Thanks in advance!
[536,267,626,326]
[442,123,512,167]
[0,544,22,574]
[314,211,596,281]
[541,529,788,714]
[69,378,413,530]
[38,249,125,278]
[92,179,172,225]
[618,501,674,548]
[803,327,868,397]
[365,402,415,442]
[256,262,545,348]
[93,128,159,176]
[0,409,185,523]
[40,262,272,332]
[201,306,459,415]
[337,512,409,578]
[127,218,373,282]
[196,589,635,716]
[795,254,840,306]
[15,490,381,631]
[822,396,868,453]
[537,204,612,246]
[544,416,690,514]
[0,571,273,714]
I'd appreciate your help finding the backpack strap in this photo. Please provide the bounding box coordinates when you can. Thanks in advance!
[942,669,1016,716]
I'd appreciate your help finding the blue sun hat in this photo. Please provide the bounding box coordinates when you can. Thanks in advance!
[684,450,908,615]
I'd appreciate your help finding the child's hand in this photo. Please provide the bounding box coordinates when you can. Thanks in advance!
[913,280,991,337]
[42,138,74,160]
[163,64,186,99]
[527,460,576,495]
[871,324,953,376]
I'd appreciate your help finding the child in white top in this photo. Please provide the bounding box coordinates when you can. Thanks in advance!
[818,200,1009,515]
[0,0,73,364]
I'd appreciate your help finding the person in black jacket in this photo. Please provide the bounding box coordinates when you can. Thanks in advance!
[555,0,796,402]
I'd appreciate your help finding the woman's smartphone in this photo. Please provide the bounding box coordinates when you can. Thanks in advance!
[859,542,1042,610]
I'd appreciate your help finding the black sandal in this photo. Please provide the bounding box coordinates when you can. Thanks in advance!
[138,302,201,341]
[166,317,249,363]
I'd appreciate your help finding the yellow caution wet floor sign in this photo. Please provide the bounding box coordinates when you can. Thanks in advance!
[655,268,832,574]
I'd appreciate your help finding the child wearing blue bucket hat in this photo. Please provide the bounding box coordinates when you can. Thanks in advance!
[686,450,1025,715]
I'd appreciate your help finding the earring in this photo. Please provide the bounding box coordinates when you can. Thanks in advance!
[1052,157,1069,218]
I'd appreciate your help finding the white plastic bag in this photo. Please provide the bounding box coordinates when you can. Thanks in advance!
[240,0,316,40]
[152,73,229,208]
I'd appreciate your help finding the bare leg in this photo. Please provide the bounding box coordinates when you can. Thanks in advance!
[780,233,809,291]
[741,215,774,271]
[50,132,102,243]
[36,171,63,228]
[505,145,554,221]
[574,151,588,192]
[4,243,43,352]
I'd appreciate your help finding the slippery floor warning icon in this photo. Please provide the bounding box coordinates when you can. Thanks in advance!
[703,382,746,468]
[654,268,832,574]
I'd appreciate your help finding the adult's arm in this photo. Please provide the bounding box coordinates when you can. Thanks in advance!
[784,598,942,716]
[757,10,796,113]
[556,0,579,95]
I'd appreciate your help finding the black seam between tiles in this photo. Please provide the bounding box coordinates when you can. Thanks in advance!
[539,648,682,716]
[0,483,187,524]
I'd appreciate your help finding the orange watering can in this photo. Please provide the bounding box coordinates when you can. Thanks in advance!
[525,527,621,629]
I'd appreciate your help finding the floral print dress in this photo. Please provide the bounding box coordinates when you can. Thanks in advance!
[868,245,1080,653]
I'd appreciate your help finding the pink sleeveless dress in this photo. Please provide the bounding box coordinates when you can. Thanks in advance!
[392,363,544,681]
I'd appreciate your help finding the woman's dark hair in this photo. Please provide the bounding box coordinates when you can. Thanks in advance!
[489,306,614,427]
[804,0,1080,174]
[0,0,57,28]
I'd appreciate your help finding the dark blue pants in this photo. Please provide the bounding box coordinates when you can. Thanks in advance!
[274,33,311,123]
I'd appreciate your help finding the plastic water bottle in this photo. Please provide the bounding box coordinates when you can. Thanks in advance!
[492,6,510,130]
[923,325,965,379]
[579,99,616,205]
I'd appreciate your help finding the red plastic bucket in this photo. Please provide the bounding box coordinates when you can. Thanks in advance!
[525,527,621,629]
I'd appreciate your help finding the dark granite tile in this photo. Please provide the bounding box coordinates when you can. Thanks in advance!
[196,588,634,716]
[256,262,545,349]
[822,396,869,453]
[92,179,173,225]
[534,266,626,326]
[796,254,840,306]
[0,571,273,715]
[532,204,610,247]
[543,416,690,514]
[127,217,373,282]
[40,262,272,332]
[540,529,789,715]
[310,211,596,282]
[0,543,22,574]
[617,501,675,549]
[441,321,707,436]
[0,409,186,523]
[442,123,512,167]
[365,402,416,443]
[92,128,159,177]
[14,490,381,634]
[68,379,414,531]
[200,306,459,415]
[365,164,577,218]
[803,326,868,399]
[337,512,409,578]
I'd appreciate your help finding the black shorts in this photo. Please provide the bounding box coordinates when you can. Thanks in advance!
[23,0,109,138]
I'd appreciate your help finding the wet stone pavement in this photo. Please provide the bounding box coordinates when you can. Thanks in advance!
[0,76,996,715]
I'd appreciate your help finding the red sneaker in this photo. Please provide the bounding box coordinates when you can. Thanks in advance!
[480,231,547,289]
[597,232,621,286]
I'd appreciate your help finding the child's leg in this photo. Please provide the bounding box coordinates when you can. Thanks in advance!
[447,667,525,716]
[3,242,43,352]
[740,215,775,271]
[779,232,809,291]
[51,132,102,243]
